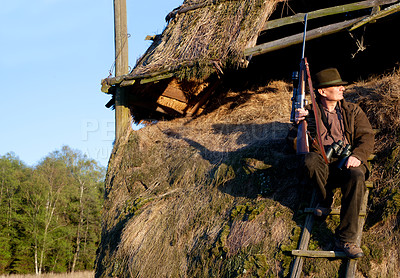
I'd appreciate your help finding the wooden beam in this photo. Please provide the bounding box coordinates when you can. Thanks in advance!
[290,190,317,278]
[162,83,188,103]
[187,80,221,116]
[156,96,188,114]
[132,101,184,116]
[114,0,129,77]
[349,2,400,31]
[139,72,174,84]
[245,17,362,57]
[103,59,207,88]
[345,185,371,276]
[292,250,347,258]
[114,0,131,140]
[120,79,136,87]
[263,0,397,31]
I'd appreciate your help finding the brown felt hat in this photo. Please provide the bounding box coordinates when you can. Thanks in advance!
[314,68,348,88]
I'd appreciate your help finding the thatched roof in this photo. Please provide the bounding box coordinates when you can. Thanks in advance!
[102,0,281,90]
[133,0,280,79]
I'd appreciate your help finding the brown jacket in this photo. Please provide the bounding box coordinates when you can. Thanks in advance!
[305,99,374,167]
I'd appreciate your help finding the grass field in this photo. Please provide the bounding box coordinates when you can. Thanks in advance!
[0,271,94,278]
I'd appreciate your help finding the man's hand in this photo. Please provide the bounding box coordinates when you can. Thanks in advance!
[295,108,309,124]
[345,156,361,168]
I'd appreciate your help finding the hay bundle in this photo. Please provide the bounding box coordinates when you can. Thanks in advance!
[130,0,281,82]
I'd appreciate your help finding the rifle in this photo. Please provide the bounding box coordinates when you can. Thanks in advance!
[290,14,329,163]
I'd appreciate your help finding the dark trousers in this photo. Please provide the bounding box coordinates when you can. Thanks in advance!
[303,152,367,243]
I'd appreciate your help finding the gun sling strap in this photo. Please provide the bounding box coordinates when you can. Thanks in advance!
[304,58,329,164]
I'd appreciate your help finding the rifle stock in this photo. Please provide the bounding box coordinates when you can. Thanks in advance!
[296,120,309,154]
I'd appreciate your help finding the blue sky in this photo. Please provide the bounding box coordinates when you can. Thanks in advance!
[0,0,183,167]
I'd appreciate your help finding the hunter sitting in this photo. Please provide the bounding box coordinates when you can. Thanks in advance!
[295,68,374,259]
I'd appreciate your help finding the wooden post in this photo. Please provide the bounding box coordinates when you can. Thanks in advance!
[114,0,131,140]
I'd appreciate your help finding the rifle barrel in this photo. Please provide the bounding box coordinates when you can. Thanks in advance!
[301,13,308,59]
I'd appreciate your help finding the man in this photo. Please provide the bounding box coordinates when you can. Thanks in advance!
[295,68,374,259]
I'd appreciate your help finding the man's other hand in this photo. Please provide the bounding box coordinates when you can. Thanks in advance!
[346,156,361,168]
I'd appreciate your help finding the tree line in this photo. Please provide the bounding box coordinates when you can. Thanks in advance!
[0,146,105,275]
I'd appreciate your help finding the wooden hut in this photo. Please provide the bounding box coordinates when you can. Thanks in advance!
[102,0,400,125]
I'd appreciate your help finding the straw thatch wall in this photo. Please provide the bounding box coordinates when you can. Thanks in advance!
[96,69,400,277]
[129,0,280,82]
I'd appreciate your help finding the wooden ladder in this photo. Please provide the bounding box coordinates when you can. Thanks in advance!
[290,179,373,278]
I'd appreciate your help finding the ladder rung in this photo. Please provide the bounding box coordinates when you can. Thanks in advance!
[304,208,366,216]
[292,249,347,258]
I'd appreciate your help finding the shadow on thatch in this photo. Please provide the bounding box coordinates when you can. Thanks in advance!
[163,121,298,199]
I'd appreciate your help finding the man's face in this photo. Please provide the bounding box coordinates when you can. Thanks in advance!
[318,85,345,102]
